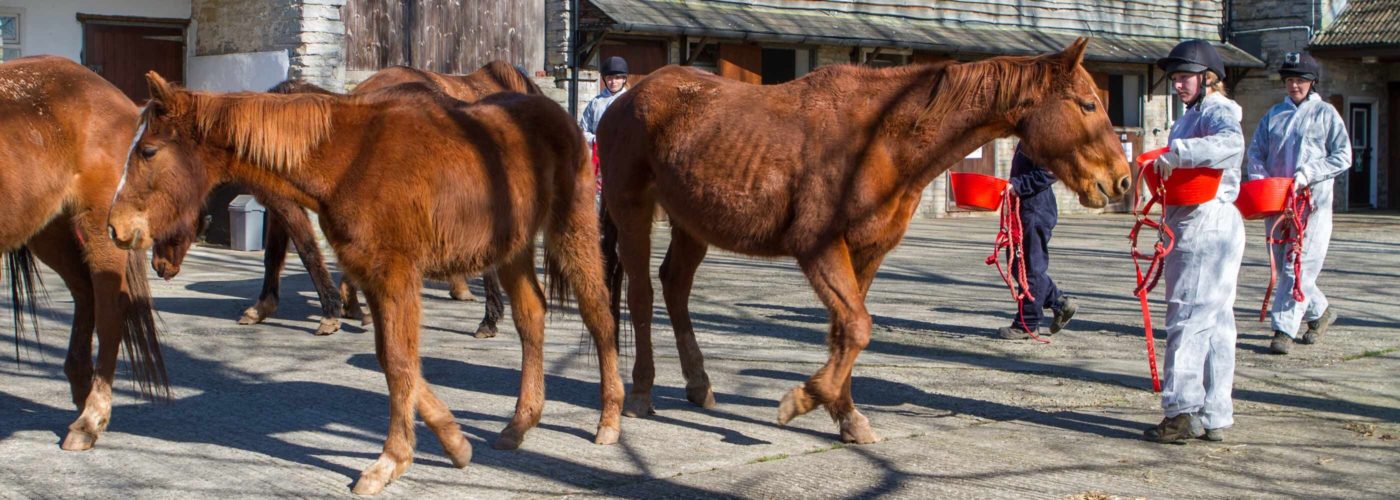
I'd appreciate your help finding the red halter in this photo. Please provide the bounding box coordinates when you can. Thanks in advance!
[985,188,1048,343]
[1127,161,1172,392]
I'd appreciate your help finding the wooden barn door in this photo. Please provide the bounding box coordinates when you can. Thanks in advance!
[718,43,761,84]
[599,39,667,86]
[79,15,186,103]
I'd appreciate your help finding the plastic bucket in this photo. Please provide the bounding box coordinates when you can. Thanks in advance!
[1236,178,1294,220]
[1137,147,1223,205]
[950,172,1009,211]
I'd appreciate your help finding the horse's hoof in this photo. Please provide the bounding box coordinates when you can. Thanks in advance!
[622,393,655,418]
[492,427,527,450]
[449,288,477,302]
[315,318,341,336]
[594,425,620,445]
[777,385,814,426]
[839,411,880,444]
[686,385,716,409]
[60,429,98,451]
[237,307,265,325]
[352,457,402,496]
[472,326,497,339]
[445,436,473,468]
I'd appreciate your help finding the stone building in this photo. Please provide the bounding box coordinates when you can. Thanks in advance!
[550,1,1264,217]
[1229,0,1399,210]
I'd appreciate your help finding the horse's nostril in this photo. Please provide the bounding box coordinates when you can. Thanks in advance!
[1116,175,1132,193]
[108,224,119,242]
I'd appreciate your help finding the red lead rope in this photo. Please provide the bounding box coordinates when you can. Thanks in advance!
[1128,162,1171,392]
[1260,188,1312,321]
[985,189,1048,343]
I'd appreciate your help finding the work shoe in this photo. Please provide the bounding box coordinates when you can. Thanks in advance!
[1049,296,1078,335]
[997,326,1033,340]
[1143,413,1204,444]
[1200,428,1225,442]
[1269,331,1293,355]
[1299,307,1336,345]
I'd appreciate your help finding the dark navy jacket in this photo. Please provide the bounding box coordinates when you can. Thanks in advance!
[1009,148,1058,215]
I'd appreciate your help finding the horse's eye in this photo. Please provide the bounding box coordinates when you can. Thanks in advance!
[1080,101,1097,113]
[140,145,158,159]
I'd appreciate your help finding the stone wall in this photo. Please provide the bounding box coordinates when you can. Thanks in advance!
[193,0,345,91]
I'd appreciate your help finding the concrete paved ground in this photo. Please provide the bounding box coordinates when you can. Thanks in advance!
[2,213,1397,498]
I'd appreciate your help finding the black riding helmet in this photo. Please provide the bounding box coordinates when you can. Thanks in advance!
[1157,40,1226,81]
[600,56,629,76]
[1278,52,1321,81]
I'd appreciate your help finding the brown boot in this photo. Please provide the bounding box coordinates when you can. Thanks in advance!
[1049,296,1078,335]
[1299,307,1336,345]
[1143,413,1204,444]
[1269,331,1293,355]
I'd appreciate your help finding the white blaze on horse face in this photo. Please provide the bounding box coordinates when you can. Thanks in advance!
[112,111,149,206]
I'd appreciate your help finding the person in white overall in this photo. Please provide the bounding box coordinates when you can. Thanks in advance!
[1144,40,1246,444]
[1245,52,1352,355]
[579,56,630,149]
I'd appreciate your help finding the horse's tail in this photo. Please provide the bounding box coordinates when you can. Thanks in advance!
[598,198,624,349]
[6,246,45,359]
[121,250,170,400]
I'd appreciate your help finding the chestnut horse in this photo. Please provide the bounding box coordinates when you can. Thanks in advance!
[108,73,622,494]
[597,38,1131,443]
[150,61,540,337]
[0,56,168,449]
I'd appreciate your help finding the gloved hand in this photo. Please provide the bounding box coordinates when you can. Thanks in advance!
[1293,171,1310,192]
[1155,151,1180,180]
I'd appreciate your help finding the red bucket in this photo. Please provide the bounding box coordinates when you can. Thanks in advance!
[1137,147,1223,205]
[950,172,1009,211]
[1236,178,1294,220]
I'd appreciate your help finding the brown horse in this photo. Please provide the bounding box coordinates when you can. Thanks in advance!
[107,73,623,494]
[597,38,1131,443]
[0,56,168,449]
[150,61,542,337]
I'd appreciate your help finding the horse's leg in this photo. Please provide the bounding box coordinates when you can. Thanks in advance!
[447,273,477,301]
[491,249,546,450]
[473,269,503,339]
[830,252,886,443]
[659,226,714,408]
[546,175,625,445]
[341,276,370,326]
[778,240,879,444]
[353,264,465,495]
[57,236,131,450]
[612,194,658,418]
[280,206,342,335]
[25,221,96,410]
[239,204,288,326]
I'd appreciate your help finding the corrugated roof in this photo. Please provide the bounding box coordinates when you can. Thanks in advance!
[1311,0,1400,48]
[587,0,1265,68]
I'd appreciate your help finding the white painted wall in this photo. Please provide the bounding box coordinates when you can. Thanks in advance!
[0,0,191,61]
[187,50,289,92]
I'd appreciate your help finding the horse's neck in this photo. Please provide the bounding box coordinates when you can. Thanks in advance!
[869,72,1015,192]
[214,101,365,208]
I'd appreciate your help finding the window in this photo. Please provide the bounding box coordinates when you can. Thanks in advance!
[685,41,720,73]
[860,47,910,68]
[0,9,20,62]
[760,47,812,84]
[1107,74,1143,128]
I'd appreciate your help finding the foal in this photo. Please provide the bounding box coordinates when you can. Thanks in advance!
[108,74,623,494]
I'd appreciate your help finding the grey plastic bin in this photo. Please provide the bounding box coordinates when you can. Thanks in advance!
[228,195,266,251]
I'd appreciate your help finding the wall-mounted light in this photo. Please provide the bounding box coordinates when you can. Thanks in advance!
[1361,56,1379,64]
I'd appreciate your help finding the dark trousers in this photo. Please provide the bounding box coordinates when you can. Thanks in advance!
[1009,206,1062,332]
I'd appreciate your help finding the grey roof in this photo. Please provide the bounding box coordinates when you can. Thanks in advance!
[1311,0,1400,48]
[587,0,1265,68]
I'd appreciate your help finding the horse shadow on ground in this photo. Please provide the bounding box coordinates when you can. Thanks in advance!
[0,338,721,496]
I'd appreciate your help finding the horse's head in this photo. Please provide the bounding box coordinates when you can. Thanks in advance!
[108,72,221,251]
[150,211,207,279]
[1015,38,1132,208]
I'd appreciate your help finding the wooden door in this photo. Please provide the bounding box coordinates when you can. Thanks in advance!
[718,43,761,84]
[1390,83,1399,209]
[1348,102,1375,208]
[82,20,185,102]
[599,39,667,87]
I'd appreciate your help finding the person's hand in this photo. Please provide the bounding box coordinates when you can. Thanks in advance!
[1154,151,1179,180]
[1293,171,1309,193]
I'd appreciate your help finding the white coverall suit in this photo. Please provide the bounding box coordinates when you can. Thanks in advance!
[1161,91,1247,431]
[1246,93,1352,337]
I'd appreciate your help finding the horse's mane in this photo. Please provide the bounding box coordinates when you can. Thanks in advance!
[472,60,542,95]
[181,91,336,172]
[922,55,1058,127]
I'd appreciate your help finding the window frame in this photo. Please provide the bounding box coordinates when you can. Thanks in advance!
[0,8,22,62]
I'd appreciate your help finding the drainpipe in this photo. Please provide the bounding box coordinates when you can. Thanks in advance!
[568,0,580,118]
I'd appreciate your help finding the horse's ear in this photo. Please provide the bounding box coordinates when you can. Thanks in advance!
[1059,37,1089,70]
[145,71,186,112]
